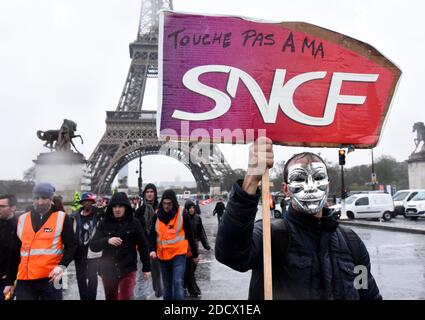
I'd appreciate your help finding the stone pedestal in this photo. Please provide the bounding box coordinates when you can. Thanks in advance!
[407,152,425,189]
[34,151,90,204]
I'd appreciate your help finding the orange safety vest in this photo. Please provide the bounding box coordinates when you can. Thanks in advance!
[155,208,188,260]
[269,195,275,209]
[16,211,66,280]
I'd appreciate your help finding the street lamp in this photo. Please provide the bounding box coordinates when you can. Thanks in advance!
[135,139,143,197]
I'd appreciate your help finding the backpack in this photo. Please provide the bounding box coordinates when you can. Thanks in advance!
[271,219,362,266]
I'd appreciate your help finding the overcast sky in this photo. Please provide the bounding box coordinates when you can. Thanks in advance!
[0,0,423,187]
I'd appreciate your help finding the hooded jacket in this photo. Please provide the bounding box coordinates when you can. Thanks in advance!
[149,190,199,259]
[134,183,159,236]
[90,192,151,279]
[215,180,382,300]
[184,201,210,251]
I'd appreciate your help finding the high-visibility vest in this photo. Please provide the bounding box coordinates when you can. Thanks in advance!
[16,211,66,280]
[269,195,275,209]
[155,208,188,260]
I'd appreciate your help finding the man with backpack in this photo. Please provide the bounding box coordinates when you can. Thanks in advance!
[215,137,382,300]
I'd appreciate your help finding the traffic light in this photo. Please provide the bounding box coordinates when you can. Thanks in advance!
[338,149,346,166]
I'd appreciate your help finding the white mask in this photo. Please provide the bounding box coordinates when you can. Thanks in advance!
[287,162,329,215]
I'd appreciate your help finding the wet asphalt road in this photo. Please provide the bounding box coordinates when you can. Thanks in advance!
[63,202,425,300]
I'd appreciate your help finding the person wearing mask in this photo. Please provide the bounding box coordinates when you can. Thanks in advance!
[134,183,163,298]
[184,200,211,298]
[215,137,382,300]
[149,190,199,300]
[5,183,76,300]
[90,192,151,300]
[70,192,103,300]
[0,194,18,300]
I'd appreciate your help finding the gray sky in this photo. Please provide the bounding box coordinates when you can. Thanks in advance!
[0,0,423,187]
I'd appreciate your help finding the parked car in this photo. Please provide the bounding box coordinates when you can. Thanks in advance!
[392,189,425,216]
[404,191,425,220]
[330,193,394,221]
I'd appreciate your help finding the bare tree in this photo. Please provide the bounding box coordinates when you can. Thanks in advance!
[23,165,36,182]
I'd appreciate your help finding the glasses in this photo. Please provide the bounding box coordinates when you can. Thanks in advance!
[33,196,50,200]
[162,201,173,206]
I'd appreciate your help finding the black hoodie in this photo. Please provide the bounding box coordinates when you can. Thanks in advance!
[149,189,199,258]
[184,200,211,251]
[90,192,151,278]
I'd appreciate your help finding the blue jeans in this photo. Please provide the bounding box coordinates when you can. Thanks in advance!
[159,254,186,300]
[15,279,63,300]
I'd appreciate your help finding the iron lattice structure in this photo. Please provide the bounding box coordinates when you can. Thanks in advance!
[89,0,232,195]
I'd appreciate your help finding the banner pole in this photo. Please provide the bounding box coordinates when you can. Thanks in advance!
[261,168,273,300]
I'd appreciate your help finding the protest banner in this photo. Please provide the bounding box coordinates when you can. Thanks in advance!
[158,10,401,299]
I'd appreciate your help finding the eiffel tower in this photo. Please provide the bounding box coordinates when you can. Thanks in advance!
[89,0,232,195]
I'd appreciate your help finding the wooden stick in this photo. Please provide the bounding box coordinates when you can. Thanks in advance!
[261,168,273,300]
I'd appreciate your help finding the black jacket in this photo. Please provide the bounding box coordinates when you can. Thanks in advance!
[215,180,382,300]
[213,202,226,216]
[188,213,211,252]
[0,216,19,285]
[70,206,104,247]
[90,192,151,279]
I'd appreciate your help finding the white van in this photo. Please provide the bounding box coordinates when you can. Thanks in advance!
[340,193,394,221]
[392,189,425,216]
[405,191,425,220]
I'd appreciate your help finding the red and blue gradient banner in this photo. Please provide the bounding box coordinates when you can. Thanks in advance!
[157,10,401,148]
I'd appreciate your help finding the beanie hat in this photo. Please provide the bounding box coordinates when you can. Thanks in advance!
[33,183,56,199]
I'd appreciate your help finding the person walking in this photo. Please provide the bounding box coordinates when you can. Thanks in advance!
[215,138,382,300]
[0,194,19,300]
[90,192,151,300]
[149,189,199,300]
[212,199,225,224]
[5,183,76,300]
[70,192,103,300]
[183,200,211,297]
[134,183,163,298]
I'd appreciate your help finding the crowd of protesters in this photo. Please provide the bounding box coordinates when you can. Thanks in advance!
[0,182,214,301]
[1,141,379,301]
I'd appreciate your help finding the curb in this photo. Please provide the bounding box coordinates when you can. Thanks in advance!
[339,220,425,235]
